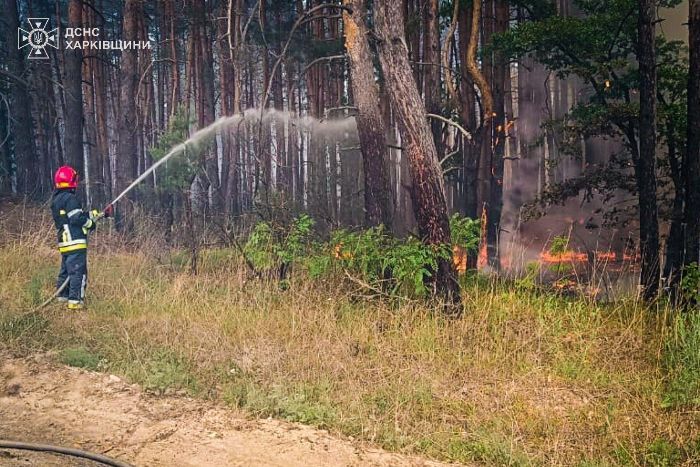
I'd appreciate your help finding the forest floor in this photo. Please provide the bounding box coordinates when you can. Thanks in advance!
[0,352,447,466]
[1,202,699,466]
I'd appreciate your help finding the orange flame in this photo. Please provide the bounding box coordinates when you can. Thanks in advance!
[538,250,637,265]
[539,251,588,263]
[333,243,353,260]
[453,245,467,274]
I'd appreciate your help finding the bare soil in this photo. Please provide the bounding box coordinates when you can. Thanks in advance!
[0,353,451,467]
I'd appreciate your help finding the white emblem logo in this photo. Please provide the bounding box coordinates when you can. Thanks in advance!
[18,18,58,59]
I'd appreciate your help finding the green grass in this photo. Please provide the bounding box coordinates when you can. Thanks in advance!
[1,235,699,465]
[59,347,102,370]
[662,310,700,408]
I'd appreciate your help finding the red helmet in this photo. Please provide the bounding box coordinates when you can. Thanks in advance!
[54,165,79,189]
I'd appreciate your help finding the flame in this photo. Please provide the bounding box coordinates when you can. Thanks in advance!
[453,245,467,274]
[333,243,353,260]
[539,250,638,265]
[540,251,588,263]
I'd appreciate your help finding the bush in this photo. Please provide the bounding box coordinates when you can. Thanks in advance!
[243,215,478,298]
[329,227,450,298]
[449,213,480,253]
[243,215,315,273]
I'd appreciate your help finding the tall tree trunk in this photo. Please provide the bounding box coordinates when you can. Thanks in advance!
[93,46,111,202]
[374,0,462,312]
[684,0,700,269]
[342,0,394,228]
[115,0,140,230]
[637,0,660,300]
[196,0,220,212]
[664,123,684,298]
[457,1,477,216]
[423,0,441,147]
[166,0,181,118]
[64,0,84,179]
[3,0,36,196]
[486,0,509,269]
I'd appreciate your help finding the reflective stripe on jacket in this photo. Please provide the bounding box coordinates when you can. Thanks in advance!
[51,189,96,254]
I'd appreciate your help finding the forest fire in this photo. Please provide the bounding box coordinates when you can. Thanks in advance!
[539,250,588,264]
[538,250,638,266]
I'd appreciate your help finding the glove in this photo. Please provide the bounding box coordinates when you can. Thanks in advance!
[103,204,114,218]
[83,212,98,234]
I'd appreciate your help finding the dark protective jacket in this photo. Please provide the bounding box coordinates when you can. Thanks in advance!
[51,189,97,254]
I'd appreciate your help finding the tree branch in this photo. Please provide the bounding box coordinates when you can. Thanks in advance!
[427,113,472,140]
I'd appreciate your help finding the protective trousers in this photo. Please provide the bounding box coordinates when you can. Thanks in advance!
[57,251,87,303]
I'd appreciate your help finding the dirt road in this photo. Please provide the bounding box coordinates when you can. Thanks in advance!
[0,353,449,467]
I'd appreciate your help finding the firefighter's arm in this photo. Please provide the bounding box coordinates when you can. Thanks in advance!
[65,194,98,233]
[65,195,91,227]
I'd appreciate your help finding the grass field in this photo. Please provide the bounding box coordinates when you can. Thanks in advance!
[1,203,698,466]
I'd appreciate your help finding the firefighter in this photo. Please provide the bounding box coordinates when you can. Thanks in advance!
[51,166,113,309]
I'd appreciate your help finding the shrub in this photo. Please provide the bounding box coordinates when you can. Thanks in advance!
[449,213,480,253]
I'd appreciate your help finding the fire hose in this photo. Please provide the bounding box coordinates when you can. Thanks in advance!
[0,440,133,467]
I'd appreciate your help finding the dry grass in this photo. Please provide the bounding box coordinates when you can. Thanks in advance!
[0,200,698,466]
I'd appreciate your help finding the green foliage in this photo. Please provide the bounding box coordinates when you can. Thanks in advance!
[149,107,197,192]
[242,216,460,298]
[224,380,337,428]
[330,227,451,298]
[449,214,480,252]
[276,214,315,264]
[330,227,388,284]
[243,215,316,272]
[137,350,197,395]
[662,310,700,408]
[546,235,575,275]
[384,238,449,296]
[680,263,700,304]
[244,222,276,270]
[548,235,570,255]
[60,347,102,371]
[644,439,682,467]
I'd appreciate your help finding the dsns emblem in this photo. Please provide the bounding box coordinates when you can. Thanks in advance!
[18,18,58,59]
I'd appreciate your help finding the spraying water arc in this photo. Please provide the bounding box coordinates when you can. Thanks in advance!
[108,114,239,207]
[104,109,358,211]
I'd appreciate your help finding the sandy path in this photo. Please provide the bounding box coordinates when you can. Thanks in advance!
[0,353,451,467]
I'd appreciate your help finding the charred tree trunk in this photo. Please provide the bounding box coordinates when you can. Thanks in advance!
[374,0,462,312]
[342,0,394,229]
[64,0,84,179]
[684,0,700,268]
[637,0,660,300]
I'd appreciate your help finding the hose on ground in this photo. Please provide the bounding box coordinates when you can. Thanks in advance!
[36,277,70,311]
[0,440,133,467]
